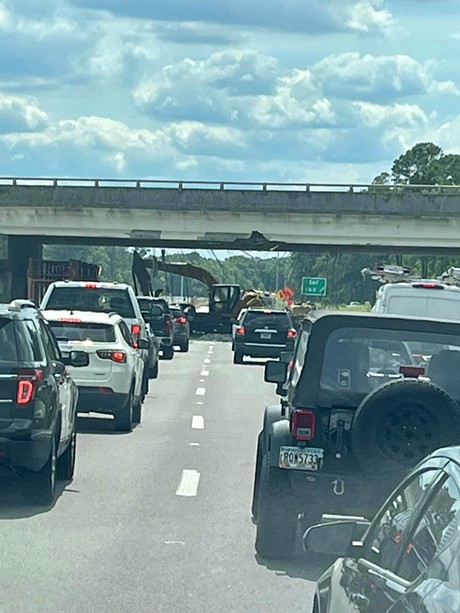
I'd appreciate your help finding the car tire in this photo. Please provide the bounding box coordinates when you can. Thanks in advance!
[132,398,142,424]
[23,436,57,505]
[255,455,297,559]
[233,352,244,364]
[251,432,263,521]
[57,427,77,481]
[113,388,133,432]
[352,379,460,480]
[149,360,159,379]
[180,340,190,353]
[162,347,174,360]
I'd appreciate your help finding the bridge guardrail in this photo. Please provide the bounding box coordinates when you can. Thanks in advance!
[0,177,459,194]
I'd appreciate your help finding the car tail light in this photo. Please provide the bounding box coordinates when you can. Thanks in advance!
[97,350,127,363]
[58,317,82,323]
[177,316,187,324]
[85,283,98,289]
[400,365,425,378]
[287,328,297,338]
[412,282,444,289]
[236,326,245,336]
[17,368,44,405]
[292,409,316,441]
[131,323,141,349]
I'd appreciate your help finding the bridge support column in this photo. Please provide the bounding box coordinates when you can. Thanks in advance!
[0,236,42,302]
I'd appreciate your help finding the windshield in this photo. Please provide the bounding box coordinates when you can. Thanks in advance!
[387,292,460,320]
[318,326,460,405]
[46,288,135,318]
[48,321,116,343]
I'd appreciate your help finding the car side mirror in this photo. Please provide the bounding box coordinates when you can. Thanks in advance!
[53,360,66,375]
[62,351,89,368]
[265,360,288,384]
[303,519,370,558]
[137,338,150,350]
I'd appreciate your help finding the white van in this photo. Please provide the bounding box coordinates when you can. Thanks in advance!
[373,281,460,320]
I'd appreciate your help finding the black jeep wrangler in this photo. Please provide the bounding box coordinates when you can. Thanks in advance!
[252,311,460,559]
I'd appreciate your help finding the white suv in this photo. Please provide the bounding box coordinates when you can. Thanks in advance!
[43,310,146,432]
[40,281,150,398]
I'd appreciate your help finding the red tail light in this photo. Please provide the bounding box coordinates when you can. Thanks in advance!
[131,324,141,336]
[236,326,245,336]
[97,350,127,363]
[400,365,425,378]
[85,283,98,289]
[177,316,187,324]
[292,409,316,441]
[287,328,297,338]
[17,368,44,405]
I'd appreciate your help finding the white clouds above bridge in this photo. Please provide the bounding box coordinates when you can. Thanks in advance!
[0,0,458,183]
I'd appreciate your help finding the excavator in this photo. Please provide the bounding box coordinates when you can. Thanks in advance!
[131,251,268,333]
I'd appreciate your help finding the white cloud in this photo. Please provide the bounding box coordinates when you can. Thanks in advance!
[346,0,393,34]
[0,93,48,133]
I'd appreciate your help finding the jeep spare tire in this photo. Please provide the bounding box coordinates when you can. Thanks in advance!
[352,379,460,479]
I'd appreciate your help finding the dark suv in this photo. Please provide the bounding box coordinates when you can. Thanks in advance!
[0,300,79,504]
[253,311,460,559]
[233,308,296,364]
[137,297,174,360]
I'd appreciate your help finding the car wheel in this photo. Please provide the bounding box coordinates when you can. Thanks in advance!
[352,379,460,480]
[23,436,57,505]
[163,347,174,360]
[255,455,298,559]
[114,388,134,432]
[57,427,77,481]
[132,398,142,424]
[251,432,263,522]
[180,340,190,353]
[149,360,159,379]
[233,352,243,364]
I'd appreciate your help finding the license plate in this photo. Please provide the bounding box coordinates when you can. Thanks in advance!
[279,446,324,471]
[260,332,271,339]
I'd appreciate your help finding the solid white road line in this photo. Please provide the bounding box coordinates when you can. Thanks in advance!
[176,470,201,497]
[196,387,206,396]
[201,370,209,376]
[191,415,205,429]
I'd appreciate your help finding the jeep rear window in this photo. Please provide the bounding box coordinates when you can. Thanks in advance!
[46,287,135,318]
[243,312,290,328]
[49,321,116,343]
[316,326,460,406]
[0,318,17,363]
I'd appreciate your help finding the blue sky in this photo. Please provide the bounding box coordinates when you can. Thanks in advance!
[0,0,459,184]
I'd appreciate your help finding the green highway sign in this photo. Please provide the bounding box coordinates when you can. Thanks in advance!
[301,277,327,297]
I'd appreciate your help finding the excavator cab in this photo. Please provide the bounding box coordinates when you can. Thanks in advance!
[209,284,240,314]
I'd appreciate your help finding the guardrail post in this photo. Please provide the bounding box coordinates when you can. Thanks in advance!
[136,181,140,189]
[95,180,99,187]
[262,183,267,192]
[349,185,354,193]
[220,183,225,190]
[305,184,310,193]
[178,181,183,190]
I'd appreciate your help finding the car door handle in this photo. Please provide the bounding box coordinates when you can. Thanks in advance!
[349,592,369,609]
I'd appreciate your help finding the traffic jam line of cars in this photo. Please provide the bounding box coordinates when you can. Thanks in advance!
[0,280,193,506]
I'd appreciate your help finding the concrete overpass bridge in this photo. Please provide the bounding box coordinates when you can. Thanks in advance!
[0,176,460,300]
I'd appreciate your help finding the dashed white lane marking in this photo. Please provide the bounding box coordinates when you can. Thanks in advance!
[199,379,205,383]
[196,401,204,405]
[189,442,200,447]
[176,470,201,497]
[201,370,209,376]
[204,358,211,364]
[191,415,205,429]
[196,387,206,396]
[164,541,185,545]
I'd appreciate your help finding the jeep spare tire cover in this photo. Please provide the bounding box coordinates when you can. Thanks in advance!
[352,379,460,478]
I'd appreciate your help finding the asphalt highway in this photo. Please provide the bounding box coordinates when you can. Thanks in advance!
[0,340,328,613]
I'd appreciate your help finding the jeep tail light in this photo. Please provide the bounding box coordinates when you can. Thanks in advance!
[287,328,297,339]
[292,409,316,441]
[97,350,127,363]
[400,365,425,378]
[17,368,44,405]
[236,326,245,336]
[131,323,141,349]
